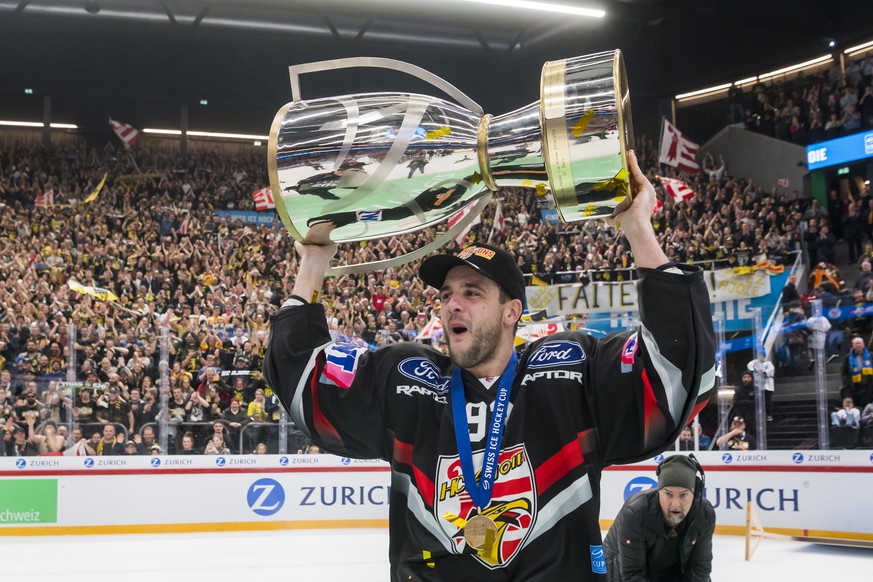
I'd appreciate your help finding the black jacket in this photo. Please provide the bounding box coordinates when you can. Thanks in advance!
[603,488,715,581]
[264,265,716,581]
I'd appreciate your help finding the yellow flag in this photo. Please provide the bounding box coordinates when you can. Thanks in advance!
[530,275,548,287]
[84,172,108,203]
[67,279,119,302]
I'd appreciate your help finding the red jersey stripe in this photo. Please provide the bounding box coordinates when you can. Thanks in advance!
[535,439,584,495]
[393,438,436,508]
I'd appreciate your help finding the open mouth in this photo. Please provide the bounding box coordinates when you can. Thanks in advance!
[449,323,469,338]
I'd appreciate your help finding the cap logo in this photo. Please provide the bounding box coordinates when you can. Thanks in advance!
[458,246,495,261]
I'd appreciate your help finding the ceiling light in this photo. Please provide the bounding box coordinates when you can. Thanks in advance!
[143,128,269,140]
[143,128,182,136]
[844,39,873,55]
[757,54,832,80]
[676,54,833,107]
[0,120,43,128]
[456,0,604,18]
[675,83,732,102]
[188,130,268,140]
[0,120,78,129]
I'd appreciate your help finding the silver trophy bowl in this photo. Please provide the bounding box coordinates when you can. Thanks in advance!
[268,50,634,275]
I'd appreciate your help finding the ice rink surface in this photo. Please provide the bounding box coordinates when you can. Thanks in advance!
[5,529,871,581]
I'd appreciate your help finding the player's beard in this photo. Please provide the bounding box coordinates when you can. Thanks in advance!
[447,311,503,371]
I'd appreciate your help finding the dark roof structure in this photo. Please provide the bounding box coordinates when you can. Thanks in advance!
[0,0,871,137]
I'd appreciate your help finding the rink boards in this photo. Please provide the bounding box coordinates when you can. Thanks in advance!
[0,450,871,540]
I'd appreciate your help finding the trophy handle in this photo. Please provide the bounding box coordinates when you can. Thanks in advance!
[288,57,484,116]
[326,191,493,276]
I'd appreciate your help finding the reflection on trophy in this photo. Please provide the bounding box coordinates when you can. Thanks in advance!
[268,50,634,274]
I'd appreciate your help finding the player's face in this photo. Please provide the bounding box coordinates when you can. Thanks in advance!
[659,487,694,527]
[440,266,506,372]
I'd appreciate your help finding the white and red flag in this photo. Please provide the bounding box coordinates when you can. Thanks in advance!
[658,118,699,173]
[660,177,696,203]
[487,202,507,243]
[416,315,443,341]
[34,188,54,209]
[252,187,275,211]
[447,201,481,246]
[108,118,140,149]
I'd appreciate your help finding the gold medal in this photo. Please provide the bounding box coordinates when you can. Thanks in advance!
[464,514,497,551]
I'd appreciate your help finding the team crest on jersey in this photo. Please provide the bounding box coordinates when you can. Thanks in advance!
[435,444,536,568]
[527,340,586,369]
[397,358,450,393]
[321,343,368,389]
[621,333,638,374]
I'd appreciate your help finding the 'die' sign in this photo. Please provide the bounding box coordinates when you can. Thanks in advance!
[806,131,873,170]
[807,147,827,166]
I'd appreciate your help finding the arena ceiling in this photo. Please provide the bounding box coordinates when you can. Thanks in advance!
[0,0,871,137]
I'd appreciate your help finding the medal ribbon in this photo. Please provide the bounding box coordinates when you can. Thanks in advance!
[450,351,517,510]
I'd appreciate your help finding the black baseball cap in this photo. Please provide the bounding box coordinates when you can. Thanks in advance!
[420,244,527,310]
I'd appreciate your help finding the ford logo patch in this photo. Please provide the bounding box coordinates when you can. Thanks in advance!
[398,358,449,393]
[527,340,586,369]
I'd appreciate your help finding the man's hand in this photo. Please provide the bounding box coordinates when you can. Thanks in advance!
[292,223,338,303]
[607,149,669,270]
[296,222,338,264]
[609,149,656,233]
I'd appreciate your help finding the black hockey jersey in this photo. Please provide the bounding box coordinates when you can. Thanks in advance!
[264,265,715,580]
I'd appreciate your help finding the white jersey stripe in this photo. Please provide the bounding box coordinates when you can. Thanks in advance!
[288,340,332,438]
[525,473,593,545]
[640,325,687,424]
[392,470,459,554]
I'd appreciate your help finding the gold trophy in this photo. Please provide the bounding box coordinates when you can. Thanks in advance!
[268,50,634,274]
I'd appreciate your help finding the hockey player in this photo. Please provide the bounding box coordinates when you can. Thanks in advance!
[264,150,715,580]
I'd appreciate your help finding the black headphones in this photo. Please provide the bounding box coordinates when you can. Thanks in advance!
[656,453,706,500]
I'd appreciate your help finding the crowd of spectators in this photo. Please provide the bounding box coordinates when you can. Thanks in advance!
[726,56,873,145]
[0,122,815,456]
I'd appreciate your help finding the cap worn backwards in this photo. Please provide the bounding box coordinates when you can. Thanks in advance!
[419,244,527,310]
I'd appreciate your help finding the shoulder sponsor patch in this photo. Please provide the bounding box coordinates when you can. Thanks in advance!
[621,333,638,374]
[321,343,368,389]
[397,357,450,393]
[527,340,586,369]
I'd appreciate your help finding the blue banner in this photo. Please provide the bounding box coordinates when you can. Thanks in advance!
[721,336,754,354]
[567,270,792,336]
[541,209,559,225]
[215,210,278,226]
[806,130,873,170]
